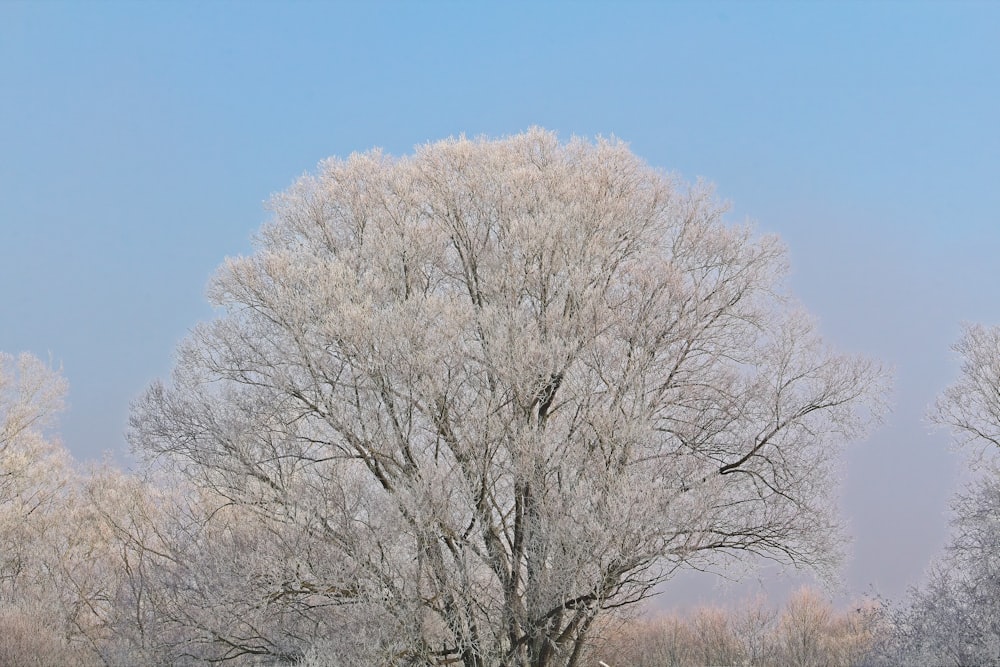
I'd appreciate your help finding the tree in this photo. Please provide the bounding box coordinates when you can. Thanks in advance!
[0,352,69,529]
[2,353,215,665]
[0,351,70,606]
[0,352,107,665]
[84,469,321,665]
[130,129,888,666]
[932,323,1000,456]
[868,324,1000,665]
[866,474,1000,666]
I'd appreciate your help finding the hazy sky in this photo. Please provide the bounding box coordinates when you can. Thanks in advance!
[2,1,999,609]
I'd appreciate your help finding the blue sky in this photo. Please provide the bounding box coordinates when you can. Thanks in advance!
[2,1,999,607]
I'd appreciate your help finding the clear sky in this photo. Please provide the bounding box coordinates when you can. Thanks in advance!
[2,0,999,609]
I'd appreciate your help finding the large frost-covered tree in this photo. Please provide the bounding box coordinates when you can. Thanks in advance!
[130,129,887,666]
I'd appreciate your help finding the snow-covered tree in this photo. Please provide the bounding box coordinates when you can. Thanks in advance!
[130,129,888,666]
[870,324,1000,665]
[867,474,1000,666]
[932,323,1000,455]
[0,352,108,664]
[0,352,70,603]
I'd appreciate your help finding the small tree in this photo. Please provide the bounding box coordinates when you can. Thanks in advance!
[0,352,69,544]
[131,129,887,665]
[0,352,70,610]
[867,475,1000,666]
[0,352,106,665]
[932,323,1000,455]
[870,324,1000,665]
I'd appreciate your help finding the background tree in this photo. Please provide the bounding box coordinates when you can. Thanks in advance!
[866,474,1000,666]
[868,324,1000,665]
[130,129,888,666]
[588,589,877,667]
[932,323,1000,455]
[0,352,75,666]
[0,352,105,665]
[0,352,69,601]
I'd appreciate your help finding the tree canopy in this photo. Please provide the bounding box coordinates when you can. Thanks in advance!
[130,129,887,666]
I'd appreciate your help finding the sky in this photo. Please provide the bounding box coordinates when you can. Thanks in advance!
[2,0,999,611]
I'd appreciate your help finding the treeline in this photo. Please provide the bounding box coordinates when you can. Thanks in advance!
[588,589,878,667]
